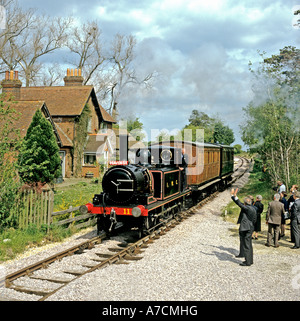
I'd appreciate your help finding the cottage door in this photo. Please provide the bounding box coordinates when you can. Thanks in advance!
[59,151,66,178]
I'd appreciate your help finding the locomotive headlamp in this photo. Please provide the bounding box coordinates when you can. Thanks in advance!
[132,206,142,217]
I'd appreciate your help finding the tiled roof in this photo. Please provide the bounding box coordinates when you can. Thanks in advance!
[0,100,62,146]
[100,105,116,123]
[5,100,46,138]
[84,134,108,153]
[20,86,116,123]
[20,86,94,116]
[54,122,74,147]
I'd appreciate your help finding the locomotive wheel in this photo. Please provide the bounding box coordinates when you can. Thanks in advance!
[139,215,156,238]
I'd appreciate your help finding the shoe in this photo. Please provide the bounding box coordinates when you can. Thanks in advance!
[240,262,251,266]
[291,246,300,249]
[235,254,244,258]
[255,237,258,240]
[274,244,279,248]
[265,243,270,247]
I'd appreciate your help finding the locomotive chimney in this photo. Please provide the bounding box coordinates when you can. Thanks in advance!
[119,133,129,163]
[64,68,84,86]
[1,70,22,100]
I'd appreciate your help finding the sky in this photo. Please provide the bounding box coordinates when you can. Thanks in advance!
[20,0,300,147]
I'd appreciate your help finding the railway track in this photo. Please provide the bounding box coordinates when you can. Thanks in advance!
[0,156,250,301]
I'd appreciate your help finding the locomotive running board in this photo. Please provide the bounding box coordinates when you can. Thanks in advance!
[146,189,191,212]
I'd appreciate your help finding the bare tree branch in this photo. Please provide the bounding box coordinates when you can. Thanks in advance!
[66,21,105,85]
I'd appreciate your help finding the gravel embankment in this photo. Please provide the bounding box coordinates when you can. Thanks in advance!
[1,165,300,301]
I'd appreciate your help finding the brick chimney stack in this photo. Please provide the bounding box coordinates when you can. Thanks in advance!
[1,71,22,100]
[64,68,84,86]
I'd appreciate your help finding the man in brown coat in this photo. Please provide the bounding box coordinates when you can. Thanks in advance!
[266,193,285,247]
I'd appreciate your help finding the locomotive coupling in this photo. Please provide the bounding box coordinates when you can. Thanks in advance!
[109,209,117,232]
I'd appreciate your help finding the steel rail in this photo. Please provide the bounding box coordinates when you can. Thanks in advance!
[5,233,106,287]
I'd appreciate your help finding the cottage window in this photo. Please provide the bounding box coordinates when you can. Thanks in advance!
[87,118,92,133]
[100,122,108,133]
[84,153,96,165]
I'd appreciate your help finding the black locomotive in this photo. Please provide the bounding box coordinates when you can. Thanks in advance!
[81,142,234,236]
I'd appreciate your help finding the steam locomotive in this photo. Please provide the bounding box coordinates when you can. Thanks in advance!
[80,141,234,237]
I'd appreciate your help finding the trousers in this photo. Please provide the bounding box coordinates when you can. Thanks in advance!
[267,223,280,246]
[291,219,300,248]
[239,229,253,265]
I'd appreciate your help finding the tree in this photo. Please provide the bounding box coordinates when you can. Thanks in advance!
[0,0,72,86]
[183,109,234,144]
[213,121,235,145]
[0,94,22,229]
[17,109,61,185]
[104,34,156,116]
[126,117,146,142]
[13,15,72,86]
[114,116,146,142]
[183,110,214,142]
[66,20,105,86]
[233,144,243,154]
[242,46,300,186]
[0,0,36,73]
[188,110,214,128]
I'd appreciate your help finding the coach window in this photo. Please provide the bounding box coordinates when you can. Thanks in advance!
[205,151,208,164]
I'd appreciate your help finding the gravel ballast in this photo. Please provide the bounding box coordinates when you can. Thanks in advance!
[46,188,300,301]
[1,169,300,301]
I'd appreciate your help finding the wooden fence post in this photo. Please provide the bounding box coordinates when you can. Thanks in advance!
[69,206,73,228]
[47,190,53,232]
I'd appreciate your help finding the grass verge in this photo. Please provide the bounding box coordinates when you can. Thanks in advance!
[53,180,102,212]
[0,224,74,263]
[0,179,101,262]
[222,170,273,224]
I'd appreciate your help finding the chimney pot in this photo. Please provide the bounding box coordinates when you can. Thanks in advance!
[63,68,84,86]
[1,70,22,100]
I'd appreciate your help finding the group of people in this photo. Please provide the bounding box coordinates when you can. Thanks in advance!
[231,182,300,267]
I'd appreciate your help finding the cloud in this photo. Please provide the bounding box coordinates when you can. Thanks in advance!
[18,0,299,147]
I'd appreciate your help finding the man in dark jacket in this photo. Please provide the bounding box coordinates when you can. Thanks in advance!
[290,191,300,249]
[231,188,257,266]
